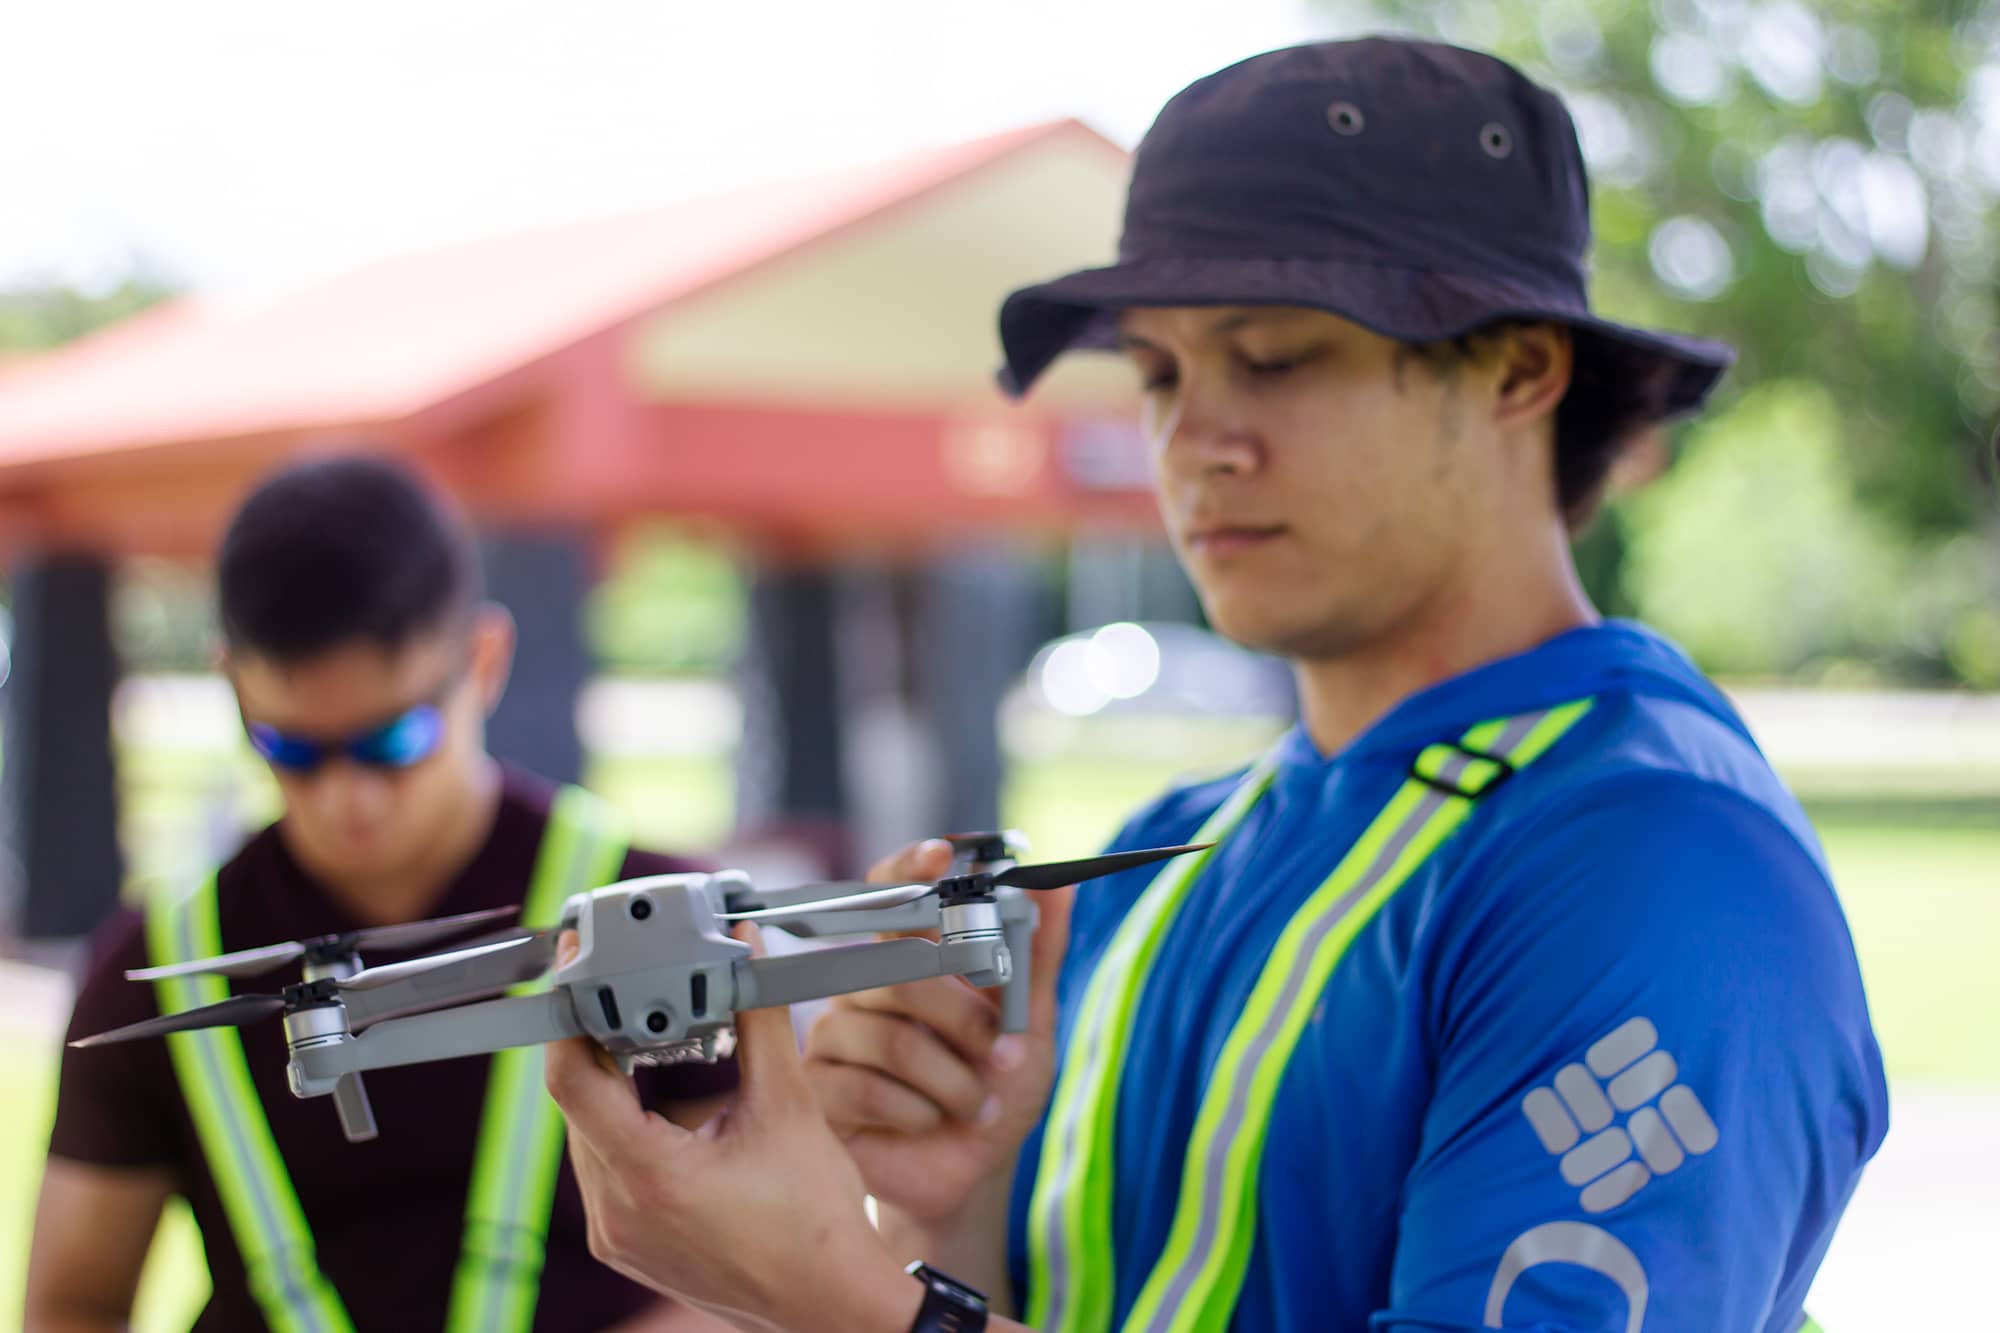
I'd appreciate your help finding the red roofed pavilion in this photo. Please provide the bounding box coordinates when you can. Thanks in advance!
[0,121,1166,945]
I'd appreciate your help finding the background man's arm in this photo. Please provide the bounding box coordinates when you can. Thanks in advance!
[24,1159,173,1333]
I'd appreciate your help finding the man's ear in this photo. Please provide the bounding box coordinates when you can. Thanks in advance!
[469,604,517,717]
[1490,322,1573,433]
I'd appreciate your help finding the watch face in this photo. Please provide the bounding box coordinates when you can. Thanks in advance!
[908,1261,988,1309]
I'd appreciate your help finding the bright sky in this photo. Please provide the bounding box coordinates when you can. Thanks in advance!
[0,0,1325,302]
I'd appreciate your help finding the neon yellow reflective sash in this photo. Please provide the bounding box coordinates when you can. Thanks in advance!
[448,784,628,1333]
[151,785,628,1333]
[152,879,354,1333]
[1028,701,1594,1333]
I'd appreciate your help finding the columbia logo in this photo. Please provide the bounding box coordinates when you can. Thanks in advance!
[1519,1017,1719,1214]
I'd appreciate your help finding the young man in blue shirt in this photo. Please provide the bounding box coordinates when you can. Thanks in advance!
[543,37,1888,1332]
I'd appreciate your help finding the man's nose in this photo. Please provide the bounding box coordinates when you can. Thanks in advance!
[1153,382,1262,479]
[310,761,396,820]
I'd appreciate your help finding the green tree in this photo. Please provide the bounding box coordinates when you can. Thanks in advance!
[1321,0,2000,680]
[586,526,748,675]
[0,273,176,354]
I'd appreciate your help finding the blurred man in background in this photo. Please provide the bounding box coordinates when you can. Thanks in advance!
[29,456,733,1332]
[540,37,1886,1333]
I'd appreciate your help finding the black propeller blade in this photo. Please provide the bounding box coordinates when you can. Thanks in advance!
[340,906,520,954]
[126,906,520,982]
[70,994,290,1048]
[992,843,1212,893]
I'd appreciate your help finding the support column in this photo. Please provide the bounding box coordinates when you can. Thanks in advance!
[734,565,852,875]
[480,531,590,786]
[910,548,1053,837]
[3,555,124,943]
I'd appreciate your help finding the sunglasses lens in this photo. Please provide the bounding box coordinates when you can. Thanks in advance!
[247,724,325,773]
[349,704,444,768]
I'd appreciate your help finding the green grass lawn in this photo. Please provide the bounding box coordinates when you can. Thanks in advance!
[0,1034,208,1330]
[6,750,1994,1326]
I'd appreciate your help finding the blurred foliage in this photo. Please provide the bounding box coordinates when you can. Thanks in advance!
[1324,0,2000,682]
[0,275,176,354]
[585,525,747,675]
[111,559,218,673]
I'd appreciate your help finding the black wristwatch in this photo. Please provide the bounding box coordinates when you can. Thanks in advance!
[904,1260,989,1332]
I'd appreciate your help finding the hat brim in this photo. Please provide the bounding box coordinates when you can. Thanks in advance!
[997,255,1734,419]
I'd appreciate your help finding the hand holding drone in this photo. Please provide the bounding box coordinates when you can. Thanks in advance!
[75,833,1206,1143]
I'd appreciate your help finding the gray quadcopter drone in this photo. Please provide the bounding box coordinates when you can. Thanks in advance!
[75,833,1205,1142]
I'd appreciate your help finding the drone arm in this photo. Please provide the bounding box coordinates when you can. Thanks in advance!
[340,934,558,1029]
[759,901,939,940]
[292,990,581,1092]
[731,937,947,1011]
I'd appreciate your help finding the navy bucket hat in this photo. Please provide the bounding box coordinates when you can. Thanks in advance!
[999,37,1734,415]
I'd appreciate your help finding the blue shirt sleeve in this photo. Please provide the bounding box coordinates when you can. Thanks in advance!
[1372,772,1888,1332]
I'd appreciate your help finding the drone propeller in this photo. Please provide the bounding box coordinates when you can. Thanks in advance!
[720,843,1212,923]
[69,994,291,1048]
[125,906,520,982]
[335,934,550,991]
[988,844,1211,893]
[80,929,555,1050]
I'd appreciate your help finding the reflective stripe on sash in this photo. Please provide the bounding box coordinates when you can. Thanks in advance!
[449,785,629,1333]
[1028,700,1594,1333]
[152,877,356,1333]
[151,785,628,1333]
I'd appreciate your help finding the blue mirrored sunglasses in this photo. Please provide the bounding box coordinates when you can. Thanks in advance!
[246,702,446,774]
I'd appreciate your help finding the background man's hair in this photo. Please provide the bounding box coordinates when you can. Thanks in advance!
[218,452,481,664]
[1400,320,1681,532]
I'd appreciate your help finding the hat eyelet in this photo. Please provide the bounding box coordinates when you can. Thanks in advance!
[1326,101,1365,136]
[1480,122,1514,159]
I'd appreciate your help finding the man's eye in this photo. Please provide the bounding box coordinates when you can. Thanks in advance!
[1139,368,1179,393]
[1244,355,1301,379]
[1241,346,1323,380]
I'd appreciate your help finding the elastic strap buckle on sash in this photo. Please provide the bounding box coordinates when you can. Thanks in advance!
[1410,741,1516,800]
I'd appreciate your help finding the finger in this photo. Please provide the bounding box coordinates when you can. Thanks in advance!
[555,928,580,968]
[805,1058,946,1135]
[564,1120,617,1259]
[865,838,954,887]
[546,1034,687,1162]
[805,1008,990,1123]
[834,975,1000,1066]
[729,924,812,1110]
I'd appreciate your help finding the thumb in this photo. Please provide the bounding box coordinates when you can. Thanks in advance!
[729,923,811,1109]
[1026,884,1074,1040]
[545,929,689,1160]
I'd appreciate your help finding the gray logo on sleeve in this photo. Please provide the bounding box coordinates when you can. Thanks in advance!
[1519,1017,1719,1213]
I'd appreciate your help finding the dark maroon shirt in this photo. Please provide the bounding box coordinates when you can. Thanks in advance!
[50,768,738,1332]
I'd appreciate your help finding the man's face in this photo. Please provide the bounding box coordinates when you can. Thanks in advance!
[1121,305,1526,662]
[228,615,505,883]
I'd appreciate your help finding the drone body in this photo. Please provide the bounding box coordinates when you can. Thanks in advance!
[79,834,1206,1142]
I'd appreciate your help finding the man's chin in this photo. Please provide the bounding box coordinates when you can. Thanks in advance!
[316,838,415,880]
[1203,604,1365,664]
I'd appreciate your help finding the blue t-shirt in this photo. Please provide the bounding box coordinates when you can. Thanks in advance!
[1007,622,1887,1331]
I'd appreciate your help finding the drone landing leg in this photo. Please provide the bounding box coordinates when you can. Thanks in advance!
[332,1073,378,1142]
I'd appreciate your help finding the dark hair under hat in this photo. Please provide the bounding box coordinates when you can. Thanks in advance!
[998,37,1733,416]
